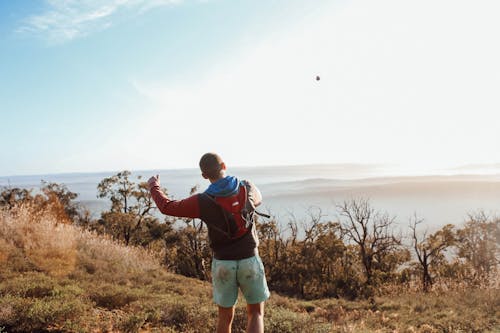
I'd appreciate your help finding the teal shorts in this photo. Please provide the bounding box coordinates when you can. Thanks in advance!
[211,255,270,308]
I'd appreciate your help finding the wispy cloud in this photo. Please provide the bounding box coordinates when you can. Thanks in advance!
[18,0,183,43]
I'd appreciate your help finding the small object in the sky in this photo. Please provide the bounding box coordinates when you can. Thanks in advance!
[316,75,320,81]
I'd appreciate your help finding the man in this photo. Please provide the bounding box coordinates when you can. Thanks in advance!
[148,152,270,333]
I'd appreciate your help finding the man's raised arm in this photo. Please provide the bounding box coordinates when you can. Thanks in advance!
[148,175,200,218]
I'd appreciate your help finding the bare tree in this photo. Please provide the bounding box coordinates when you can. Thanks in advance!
[409,215,455,292]
[337,198,401,286]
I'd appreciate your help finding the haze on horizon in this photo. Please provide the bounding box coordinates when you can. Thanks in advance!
[1,0,500,177]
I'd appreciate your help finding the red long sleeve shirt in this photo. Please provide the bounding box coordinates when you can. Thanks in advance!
[150,185,200,218]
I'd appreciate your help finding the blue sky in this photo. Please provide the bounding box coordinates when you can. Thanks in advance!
[1,0,500,177]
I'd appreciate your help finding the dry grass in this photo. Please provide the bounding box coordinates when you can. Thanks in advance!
[305,288,500,332]
[0,204,77,277]
[0,204,161,278]
[0,205,498,332]
[75,227,162,280]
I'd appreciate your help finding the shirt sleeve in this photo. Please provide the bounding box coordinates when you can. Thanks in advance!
[149,184,200,218]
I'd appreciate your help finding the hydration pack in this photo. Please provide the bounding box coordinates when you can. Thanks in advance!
[204,180,270,239]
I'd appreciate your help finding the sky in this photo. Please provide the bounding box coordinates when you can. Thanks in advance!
[1,0,500,177]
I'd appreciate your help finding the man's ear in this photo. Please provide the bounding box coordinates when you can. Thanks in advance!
[202,172,208,179]
[221,162,227,171]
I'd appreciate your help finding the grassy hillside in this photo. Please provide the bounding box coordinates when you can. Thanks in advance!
[0,205,498,332]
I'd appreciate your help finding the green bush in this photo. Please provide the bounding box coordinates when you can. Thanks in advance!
[0,273,84,301]
[162,302,190,329]
[0,272,57,298]
[265,306,309,333]
[118,312,147,333]
[89,284,141,310]
[0,294,90,332]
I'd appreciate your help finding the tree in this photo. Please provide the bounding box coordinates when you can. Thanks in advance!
[97,171,160,245]
[257,209,364,299]
[0,187,33,209]
[337,198,402,288]
[456,212,500,284]
[98,171,134,214]
[1,182,83,224]
[40,181,81,222]
[410,215,455,292]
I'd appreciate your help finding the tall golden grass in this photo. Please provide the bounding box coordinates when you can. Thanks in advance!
[0,204,77,277]
[0,203,161,278]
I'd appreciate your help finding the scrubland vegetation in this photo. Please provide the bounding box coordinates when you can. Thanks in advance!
[0,171,499,332]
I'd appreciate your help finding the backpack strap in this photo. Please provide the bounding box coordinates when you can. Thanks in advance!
[202,193,233,238]
[255,211,271,218]
[240,180,271,219]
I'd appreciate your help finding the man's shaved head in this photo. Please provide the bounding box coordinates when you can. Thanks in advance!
[199,152,225,180]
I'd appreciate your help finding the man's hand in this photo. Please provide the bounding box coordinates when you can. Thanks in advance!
[148,174,160,190]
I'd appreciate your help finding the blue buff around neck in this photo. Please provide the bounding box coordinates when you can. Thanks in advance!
[204,176,240,197]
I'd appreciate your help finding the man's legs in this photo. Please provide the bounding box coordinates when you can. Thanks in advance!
[212,259,238,332]
[217,306,235,333]
[237,256,270,333]
[246,302,264,333]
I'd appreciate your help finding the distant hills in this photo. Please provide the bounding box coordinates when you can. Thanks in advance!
[1,164,500,228]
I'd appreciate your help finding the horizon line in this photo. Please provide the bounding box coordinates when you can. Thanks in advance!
[2,162,500,180]
[0,162,387,179]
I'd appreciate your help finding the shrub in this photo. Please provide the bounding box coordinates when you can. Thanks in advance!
[0,294,90,332]
[265,306,309,333]
[0,273,58,298]
[89,284,141,310]
[117,312,148,333]
[156,301,215,332]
